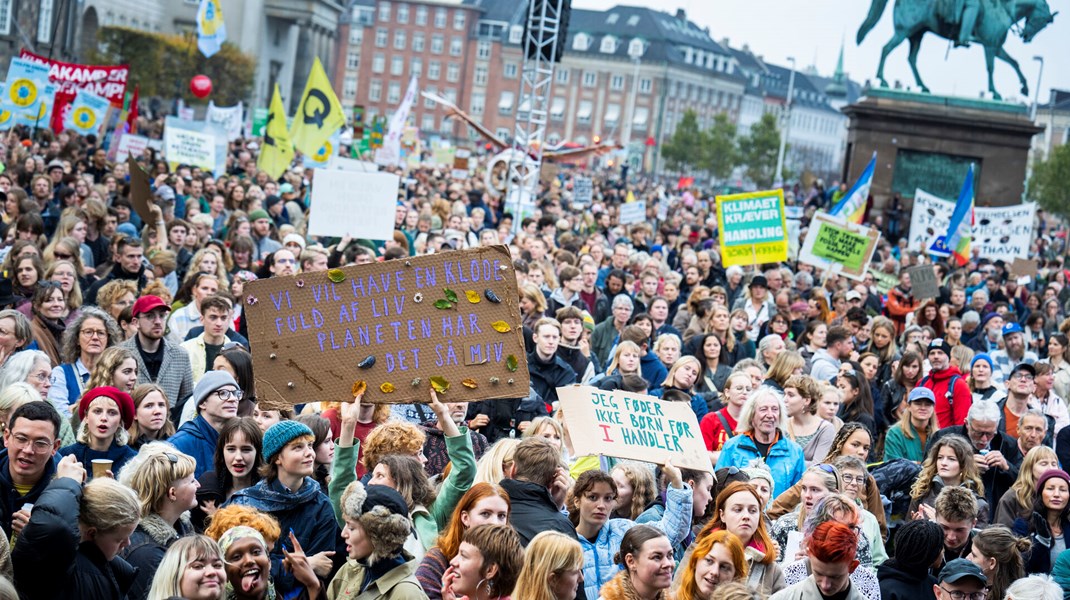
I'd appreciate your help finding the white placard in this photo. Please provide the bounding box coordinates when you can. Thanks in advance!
[206,101,244,141]
[573,176,593,205]
[164,126,217,172]
[331,156,380,172]
[908,189,1035,261]
[308,170,399,240]
[618,200,646,225]
[116,134,150,162]
[785,530,804,563]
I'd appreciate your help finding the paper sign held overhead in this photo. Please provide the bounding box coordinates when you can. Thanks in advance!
[243,245,529,408]
[716,190,788,267]
[573,176,593,205]
[799,212,881,281]
[558,386,709,471]
[905,264,940,301]
[307,170,398,240]
[618,200,646,225]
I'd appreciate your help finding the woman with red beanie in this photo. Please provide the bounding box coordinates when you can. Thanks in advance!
[57,386,138,478]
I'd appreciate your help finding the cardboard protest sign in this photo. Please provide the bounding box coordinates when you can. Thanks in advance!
[127,157,154,224]
[115,133,149,162]
[908,189,1035,260]
[1010,258,1038,285]
[716,190,788,267]
[307,170,398,240]
[906,264,940,300]
[244,245,529,408]
[558,386,709,471]
[799,212,881,281]
[618,200,646,225]
[452,149,470,180]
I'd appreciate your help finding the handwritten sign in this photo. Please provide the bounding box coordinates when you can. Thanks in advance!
[799,212,881,280]
[618,200,646,225]
[307,170,398,240]
[115,133,149,162]
[452,149,470,180]
[908,189,1035,260]
[164,124,217,172]
[558,386,709,471]
[573,176,593,205]
[906,264,940,300]
[244,245,529,408]
[716,190,788,267]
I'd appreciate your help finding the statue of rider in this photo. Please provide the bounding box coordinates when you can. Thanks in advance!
[956,0,981,46]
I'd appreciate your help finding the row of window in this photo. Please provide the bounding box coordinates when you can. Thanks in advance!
[0,0,54,41]
[378,1,465,31]
[374,28,464,56]
[470,92,650,129]
[370,54,461,82]
[365,79,457,106]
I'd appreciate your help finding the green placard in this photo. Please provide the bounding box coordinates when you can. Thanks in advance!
[812,222,871,270]
[251,108,269,137]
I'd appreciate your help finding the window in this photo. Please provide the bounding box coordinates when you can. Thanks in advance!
[477,40,491,60]
[369,80,382,101]
[639,78,652,93]
[517,97,531,115]
[498,91,515,115]
[550,97,566,120]
[346,51,360,70]
[343,76,358,99]
[372,53,385,73]
[391,56,404,75]
[628,38,644,57]
[388,82,401,103]
[632,106,649,129]
[606,13,619,24]
[431,34,444,53]
[447,63,460,82]
[422,114,435,131]
[599,35,616,53]
[449,36,462,56]
[470,93,485,115]
[440,119,452,135]
[375,28,387,47]
[378,1,390,22]
[474,66,488,86]
[424,85,437,107]
[556,68,569,84]
[604,103,621,126]
[428,61,441,80]
[453,11,465,30]
[393,30,405,49]
[627,15,640,26]
[610,75,624,91]
[583,71,597,87]
[411,58,422,77]
[508,25,523,44]
[348,28,362,45]
[412,32,424,52]
[577,101,593,124]
[495,128,511,141]
[572,33,589,51]
[397,3,408,23]
[443,89,456,104]
[434,8,447,28]
[415,5,427,25]
[504,63,518,79]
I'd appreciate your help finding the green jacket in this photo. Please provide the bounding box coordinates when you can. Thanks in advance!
[882,422,926,463]
[326,552,427,600]
[329,428,477,550]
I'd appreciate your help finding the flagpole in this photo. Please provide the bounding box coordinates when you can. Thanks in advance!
[32,0,73,139]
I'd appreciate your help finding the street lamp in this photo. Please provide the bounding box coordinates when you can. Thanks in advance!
[1030,56,1044,122]
[774,56,796,187]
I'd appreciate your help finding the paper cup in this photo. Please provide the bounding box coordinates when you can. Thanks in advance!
[91,459,113,479]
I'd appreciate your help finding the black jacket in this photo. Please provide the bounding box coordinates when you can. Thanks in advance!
[527,351,577,409]
[467,386,549,443]
[877,560,938,600]
[500,478,578,547]
[120,513,195,600]
[927,424,1021,510]
[13,477,138,600]
[85,263,148,305]
[0,448,56,538]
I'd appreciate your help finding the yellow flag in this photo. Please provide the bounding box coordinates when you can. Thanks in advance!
[625,190,637,203]
[290,57,346,156]
[258,85,294,180]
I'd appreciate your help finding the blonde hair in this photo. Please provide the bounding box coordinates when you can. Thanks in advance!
[1012,446,1059,513]
[896,391,938,440]
[512,531,583,600]
[519,282,547,313]
[118,442,197,516]
[75,396,131,447]
[79,477,141,532]
[146,535,225,600]
[605,340,642,376]
[86,346,138,391]
[522,416,566,458]
[183,247,229,285]
[609,463,657,521]
[0,382,42,426]
[475,438,520,485]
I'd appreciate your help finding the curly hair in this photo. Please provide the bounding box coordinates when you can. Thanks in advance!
[60,307,121,365]
[1013,446,1059,515]
[911,434,985,501]
[566,470,617,527]
[340,481,411,563]
[609,463,657,521]
[204,504,282,546]
[362,421,426,472]
[95,279,138,319]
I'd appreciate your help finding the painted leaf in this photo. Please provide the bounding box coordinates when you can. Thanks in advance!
[443,288,459,303]
[461,378,478,389]
[430,376,450,393]
[350,381,367,396]
[433,299,454,310]
[491,321,512,333]
[465,290,480,304]
[379,382,395,393]
[484,289,501,303]
[327,269,346,283]
[357,355,376,369]
[506,355,519,372]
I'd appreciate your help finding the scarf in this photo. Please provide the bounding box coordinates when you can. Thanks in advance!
[598,570,668,600]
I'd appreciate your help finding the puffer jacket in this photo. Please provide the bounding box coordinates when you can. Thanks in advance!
[167,414,219,478]
[716,430,806,497]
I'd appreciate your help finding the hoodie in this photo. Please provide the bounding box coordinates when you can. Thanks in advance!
[0,448,56,538]
[920,366,972,428]
[876,560,938,600]
[639,352,668,389]
[168,415,219,478]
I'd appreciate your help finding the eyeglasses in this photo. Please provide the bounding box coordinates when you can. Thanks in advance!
[38,280,62,289]
[275,258,296,265]
[80,329,108,339]
[841,474,865,486]
[31,371,49,383]
[214,388,244,401]
[10,433,54,453]
[939,586,988,600]
[1011,373,1034,381]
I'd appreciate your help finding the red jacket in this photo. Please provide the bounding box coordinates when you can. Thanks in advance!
[922,366,973,428]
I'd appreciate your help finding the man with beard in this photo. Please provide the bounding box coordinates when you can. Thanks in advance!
[120,296,194,425]
[990,322,1037,386]
[967,312,1004,355]
[420,399,487,479]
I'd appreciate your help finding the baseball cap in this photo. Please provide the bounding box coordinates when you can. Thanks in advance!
[846,290,862,301]
[749,275,768,289]
[938,558,987,585]
[1002,322,1024,337]
[1011,362,1036,379]
[908,387,936,404]
[132,295,171,317]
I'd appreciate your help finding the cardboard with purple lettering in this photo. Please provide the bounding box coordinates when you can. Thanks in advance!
[558,386,709,471]
[244,245,529,408]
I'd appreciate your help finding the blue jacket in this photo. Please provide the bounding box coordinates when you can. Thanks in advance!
[640,352,668,389]
[168,415,219,478]
[56,442,137,479]
[580,483,693,600]
[715,431,806,497]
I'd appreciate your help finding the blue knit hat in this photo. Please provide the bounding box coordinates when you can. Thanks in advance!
[971,353,994,370]
[262,420,313,461]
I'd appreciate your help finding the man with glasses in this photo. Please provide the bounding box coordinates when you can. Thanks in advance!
[120,296,194,427]
[933,558,987,600]
[927,399,1021,509]
[169,370,242,477]
[0,402,62,538]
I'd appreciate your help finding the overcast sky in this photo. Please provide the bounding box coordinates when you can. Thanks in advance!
[573,0,1068,105]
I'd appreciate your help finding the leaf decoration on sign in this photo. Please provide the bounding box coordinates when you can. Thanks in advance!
[379,382,395,393]
[462,378,478,389]
[430,376,450,393]
[357,356,376,369]
[506,355,519,372]
[443,288,459,303]
[433,299,454,310]
[327,269,346,283]
[350,381,367,396]
[491,321,512,333]
[465,290,480,304]
[484,289,501,303]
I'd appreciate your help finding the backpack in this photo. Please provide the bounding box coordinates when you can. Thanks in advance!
[920,373,961,408]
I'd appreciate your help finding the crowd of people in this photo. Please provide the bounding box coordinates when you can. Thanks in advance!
[0,125,1067,600]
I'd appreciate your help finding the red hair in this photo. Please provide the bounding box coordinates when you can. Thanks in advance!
[808,521,858,565]
[435,482,511,559]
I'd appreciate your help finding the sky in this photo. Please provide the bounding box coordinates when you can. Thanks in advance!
[572,0,1068,105]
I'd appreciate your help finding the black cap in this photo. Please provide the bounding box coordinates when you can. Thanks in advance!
[938,558,987,585]
[361,484,409,518]
[927,338,952,356]
[749,275,768,289]
[265,194,283,209]
[1011,362,1036,378]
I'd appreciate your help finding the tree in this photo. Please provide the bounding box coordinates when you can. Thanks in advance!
[661,109,705,172]
[91,26,255,106]
[1029,144,1070,221]
[701,112,739,181]
[739,112,782,188]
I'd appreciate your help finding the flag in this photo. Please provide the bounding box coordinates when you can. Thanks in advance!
[197,0,227,58]
[303,130,340,168]
[625,190,637,203]
[829,151,875,224]
[64,90,110,136]
[257,84,294,180]
[126,85,139,134]
[206,100,244,141]
[929,165,975,265]
[375,75,419,167]
[290,57,346,156]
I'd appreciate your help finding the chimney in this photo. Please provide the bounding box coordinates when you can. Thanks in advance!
[721,37,730,46]
[675,8,686,21]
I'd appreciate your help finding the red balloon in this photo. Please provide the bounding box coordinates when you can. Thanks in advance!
[190,75,212,99]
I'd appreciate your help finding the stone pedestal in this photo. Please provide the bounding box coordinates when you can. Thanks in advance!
[841,88,1042,212]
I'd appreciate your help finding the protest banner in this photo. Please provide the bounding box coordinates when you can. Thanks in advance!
[243,245,529,408]
[115,133,150,162]
[573,176,593,205]
[1,58,50,116]
[557,386,709,471]
[19,50,128,134]
[716,189,788,267]
[905,264,940,300]
[164,123,217,172]
[799,212,881,281]
[307,170,399,240]
[206,101,244,141]
[451,149,470,180]
[908,189,1035,260]
[618,200,646,225]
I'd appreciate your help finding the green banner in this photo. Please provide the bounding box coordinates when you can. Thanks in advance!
[812,222,871,271]
[251,107,268,137]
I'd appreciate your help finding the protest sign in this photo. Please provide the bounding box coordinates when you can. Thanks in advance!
[19,50,128,134]
[164,124,217,172]
[868,268,899,294]
[115,133,150,162]
[908,189,1035,260]
[573,176,593,205]
[251,107,268,137]
[206,101,244,141]
[330,156,379,172]
[1010,258,1038,285]
[431,146,455,166]
[557,386,709,471]
[905,264,940,300]
[243,245,529,408]
[127,157,154,223]
[618,200,646,225]
[799,212,881,280]
[307,170,399,240]
[716,189,788,267]
[451,149,470,180]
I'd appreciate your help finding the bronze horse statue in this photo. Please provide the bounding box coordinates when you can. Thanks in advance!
[858,0,1056,100]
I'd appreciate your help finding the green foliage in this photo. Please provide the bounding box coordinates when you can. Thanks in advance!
[661,109,741,181]
[1029,144,1070,220]
[703,113,738,180]
[661,110,705,172]
[739,112,782,188]
[91,26,255,105]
